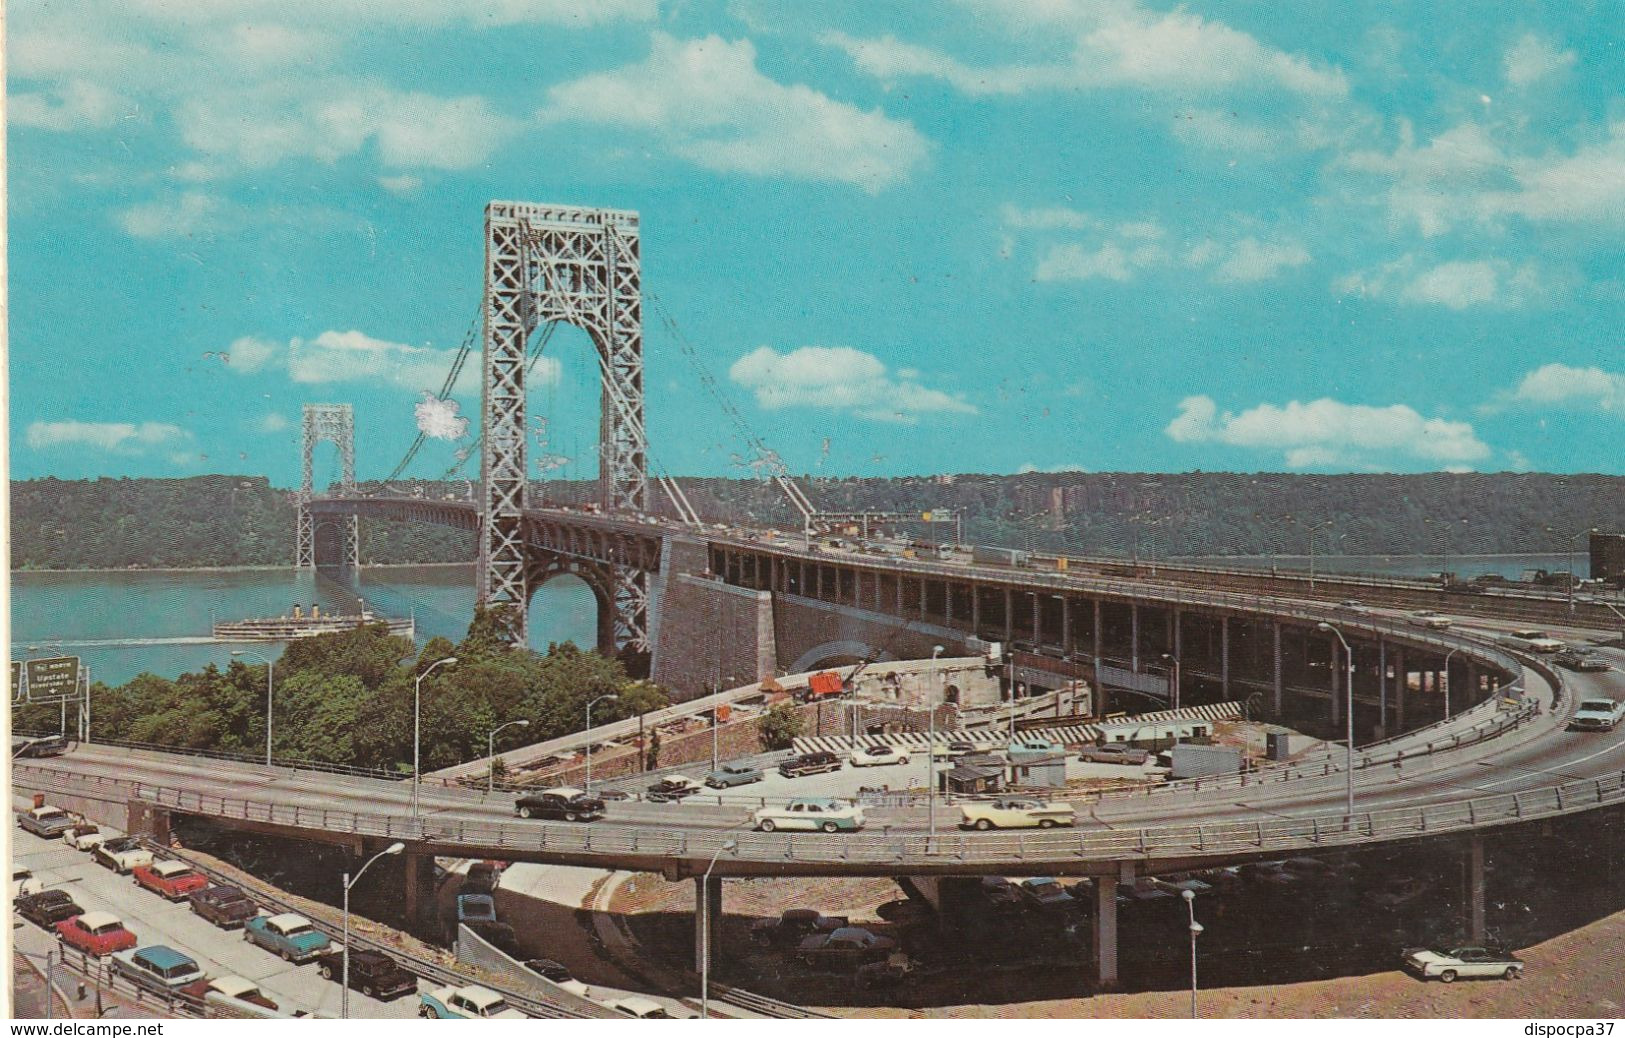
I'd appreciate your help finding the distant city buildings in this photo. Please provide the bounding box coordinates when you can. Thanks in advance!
[1591,532,1625,584]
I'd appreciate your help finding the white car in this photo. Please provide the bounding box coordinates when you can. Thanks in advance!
[64,824,107,852]
[849,744,910,767]
[1569,698,1625,732]
[1408,611,1454,630]
[419,983,526,1019]
[92,837,154,874]
[753,798,866,833]
[1403,945,1524,982]
[611,996,677,1019]
[958,799,1076,830]
[12,866,44,900]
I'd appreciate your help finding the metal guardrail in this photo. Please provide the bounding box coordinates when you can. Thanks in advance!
[46,944,208,1019]
[16,753,1624,872]
[712,983,834,1019]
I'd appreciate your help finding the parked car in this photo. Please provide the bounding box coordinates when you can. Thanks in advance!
[704,762,765,788]
[778,751,843,778]
[181,976,279,1012]
[959,798,1076,831]
[13,735,70,758]
[18,805,76,838]
[1077,744,1151,766]
[189,885,257,928]
[111,945,206,992]
[63,823,107,852]
[513,787,605,822]
[1568,698,1625,732]
[463,863,502,897]
[134,860,210,901]
[1575,655,1613,672]
[15,889,82,928]
[55,911,137,956]
[315,948,419,1000]
[457,893,497,924]
[751,909,849,948]
[610,996,675,1019]
[522,959,591,997]
[418,983,525,1019]
[595,788,632,802]
[1018,877,1076,909]
[798,927,897,968]
[12,866,44,900]
[849,745,911,768]
[754,798,866,833]
[93,836,154,874]
[244,912,330,962]
[645,775,705,803]
[1007,738,1065,756]
[979,876,1024,910]
[1403,945,1524,982]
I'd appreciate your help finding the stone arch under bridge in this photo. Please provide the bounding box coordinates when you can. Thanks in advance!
[481,202,648,652]
[524,555,619,657]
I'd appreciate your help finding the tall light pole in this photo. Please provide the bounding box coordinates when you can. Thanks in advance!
[1182,888,1203,1019]
[230,650,275,766]
[487,719,530,795]
[699,837,739,1019]
[342,841,404,1019]
[585,693,619,793]
[1161,653,1181,711]
[413,656,457,819]
[928,645,943,838]
[1442,646,1461,718]
[1317,623,1355,822]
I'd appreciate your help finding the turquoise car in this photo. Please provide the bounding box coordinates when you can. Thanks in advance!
[244,912,330,962]
[705,762,765,788]
[419,984,526,1019]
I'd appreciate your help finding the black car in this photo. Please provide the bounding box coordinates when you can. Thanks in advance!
[463,863,501,897]
[645,777,704,803]
[315,948,419,1000]
[15,889,82,928]
[12,735,69,759]
[188,885,257,928]
[523,959,578,985]
[513,788,605,822]
[778,751,842,778]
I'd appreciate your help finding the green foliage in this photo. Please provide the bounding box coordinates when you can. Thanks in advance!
[69,612,672,773]
[758,701,804,751]
[646,729,661,771]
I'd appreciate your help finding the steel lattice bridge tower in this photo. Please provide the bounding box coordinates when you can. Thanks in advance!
[297,403,358,570]
[481,202,647,649]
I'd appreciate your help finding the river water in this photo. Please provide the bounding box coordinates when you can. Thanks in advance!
[8,552,1589,686]
[9,565,595,685]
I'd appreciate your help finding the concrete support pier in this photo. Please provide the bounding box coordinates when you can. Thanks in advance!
[1464,834,1486,943]
[1093,872,1123,990]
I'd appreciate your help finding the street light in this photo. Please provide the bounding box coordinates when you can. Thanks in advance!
[1182,889,1203,1019]
[1317,623,1356,823]
[342,841,404,1019]
[486,719,531,795]
[585,693,619,793]
[1161,653,1181,712]
[928,645,944,838]
[699,837,739,1019]
[413,657,458,819]
[230,650,275,766]
[1442,646,1462,718]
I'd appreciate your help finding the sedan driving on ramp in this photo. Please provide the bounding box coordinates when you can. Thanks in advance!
[1404,945,1524,982]
[959,798,1076,830]
[754,798,866,833]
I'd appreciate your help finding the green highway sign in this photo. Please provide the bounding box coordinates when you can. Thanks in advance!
[24,656,80,700]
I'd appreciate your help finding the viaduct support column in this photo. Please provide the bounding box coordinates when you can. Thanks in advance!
[1032,593,1042,648]
[1220,616,1231,700]
[1061,597,1074,655]
[1130,605,1140,672]
[694,874,723,974]
[1093,874,1121,991]
[1272,621,1283,715]
[972,584,981,635]
[403,849,435,928]
[1463,834,1486,943]
[1395,648,1406,730]
[1377,640,1388,740]
[1004,589,1014,645]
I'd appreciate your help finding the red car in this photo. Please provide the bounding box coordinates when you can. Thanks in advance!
[56,911,138,956]
[181,976,280,1012]
[133,860,209,901]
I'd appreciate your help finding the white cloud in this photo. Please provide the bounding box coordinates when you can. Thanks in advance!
[227,335,279,373]
[1165,394,1491,468]
[1335,255,1543,310]
[257,412,290,433]
[115,192,225,240]
[1504,34,1576,88]
[826,5,1346,100]
[220,329,558,395]
[1000,204,1094,230]
[728,346,975,423]
[1214,237,1311,282]
[1490,364,1625,416]
[9,80,126,131]
[377,173,422,196]
[543,33,930,193]
[26,420,190,454]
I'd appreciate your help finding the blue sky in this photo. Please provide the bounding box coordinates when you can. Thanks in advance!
[7,0,1624,486]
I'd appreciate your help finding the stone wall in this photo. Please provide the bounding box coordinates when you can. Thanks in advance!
[770,592,977,674]
[650,536,776,699]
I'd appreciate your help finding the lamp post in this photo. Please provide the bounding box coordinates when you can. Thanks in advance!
[1317,623,1356,822]
[699,837,739,1019]
[1161,653,1181,711]
[342,841,404,1019]
[1443,646,1462,718]
[928,646,943,838]
[486,719,530,795]
[1182,889,1203,1019]
[230,650,275,766]
[585,693,619,793]
[413,657,458,819]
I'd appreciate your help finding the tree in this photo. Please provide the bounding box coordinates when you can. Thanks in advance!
[646,729,661,771]
[758,702,804,751]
